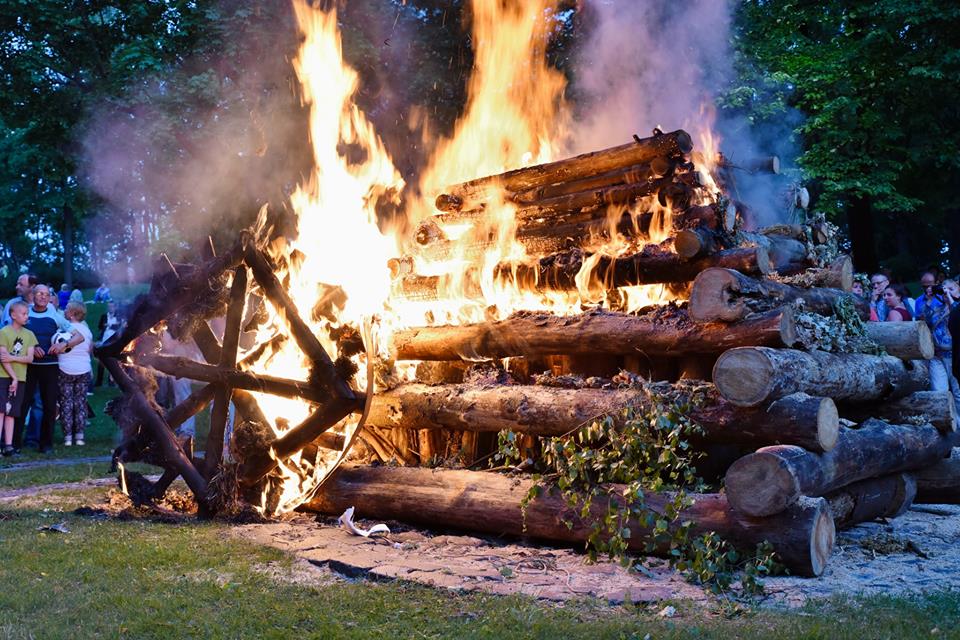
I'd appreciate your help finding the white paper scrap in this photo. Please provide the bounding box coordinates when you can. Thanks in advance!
[339,506,390,538]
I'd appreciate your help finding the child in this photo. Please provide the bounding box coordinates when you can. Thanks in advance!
[58,302,93,446]
[0,301,37,455]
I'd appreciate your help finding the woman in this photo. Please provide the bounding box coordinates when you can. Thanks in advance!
[57,302,92,446]
[883,284,913,322]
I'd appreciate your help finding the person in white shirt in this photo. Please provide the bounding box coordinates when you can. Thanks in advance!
[58,302,93,446]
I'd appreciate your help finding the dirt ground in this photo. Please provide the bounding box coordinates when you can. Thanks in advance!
[5,479,960,607]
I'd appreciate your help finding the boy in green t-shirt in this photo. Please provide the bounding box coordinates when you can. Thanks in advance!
[0,300,37,456]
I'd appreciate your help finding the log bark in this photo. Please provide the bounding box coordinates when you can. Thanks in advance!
[101,358,208,501]
[671,202,738,234]
[840,391,957,434]
[825,473,916,529]
[135,354,326,403]
[713,347,929,407]
[863,321,935,360]
[304,465,834,577]
[914,447,960,503]
[390,307,796,361]
[690,392,839,453]
[688,267,868,323]
[792,256,854,292]
[724,420,950,516]
[204,266,246,478]
[713,347,930,406]
[441,130,693,206]
[365,384,837,452]
[512,159,670,204]
[164,383,216,430]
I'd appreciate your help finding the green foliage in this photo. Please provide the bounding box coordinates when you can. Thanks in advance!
[500,388,783,594]
[726,1,960,272]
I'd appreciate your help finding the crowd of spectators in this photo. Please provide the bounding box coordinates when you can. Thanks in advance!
[0,276,122,456]
[855,268,960,408]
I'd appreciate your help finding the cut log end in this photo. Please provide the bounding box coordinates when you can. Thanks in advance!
[809,501,836,577]
[817,397,840,451]
[725,450,802,517]
[712,347,776,407]
[834,255,854,292]
[779,306,798,348]
[689,268,746,322]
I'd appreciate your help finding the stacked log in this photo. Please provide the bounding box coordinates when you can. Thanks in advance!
[304,465,835,577]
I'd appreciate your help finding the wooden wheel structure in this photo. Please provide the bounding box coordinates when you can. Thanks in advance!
[96,231,367,515]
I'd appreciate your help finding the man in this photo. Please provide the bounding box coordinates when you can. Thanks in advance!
[2,274,38,326]
[58,284,71,310]
[14,285,83,453]
[869,272,890,321]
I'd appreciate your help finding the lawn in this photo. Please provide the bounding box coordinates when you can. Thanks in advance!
[0,487,958,639]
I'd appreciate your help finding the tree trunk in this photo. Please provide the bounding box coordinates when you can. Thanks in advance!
[304,465,835,577]
[688,267,868,323]
[724,420,950,516]
[712,347,929,407]
[839,391,957,434]
[441,130,692,206]
[825,473,916,529]
[390,307,796,361]
[63,205,74,287]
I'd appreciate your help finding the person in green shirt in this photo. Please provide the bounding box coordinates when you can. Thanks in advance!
[0,300,38,456]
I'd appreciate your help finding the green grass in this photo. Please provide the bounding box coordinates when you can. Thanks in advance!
[0,461,159,490]
[0,488,959,639]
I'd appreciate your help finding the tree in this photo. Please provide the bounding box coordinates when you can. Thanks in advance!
[726,1,960,274]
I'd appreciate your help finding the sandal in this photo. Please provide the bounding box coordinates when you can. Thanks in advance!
[1,445,14,457]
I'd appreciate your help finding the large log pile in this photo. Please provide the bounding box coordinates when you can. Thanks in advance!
[103,132,956,583]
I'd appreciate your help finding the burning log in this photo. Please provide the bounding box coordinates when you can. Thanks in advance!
[439,129,693,209]
[511,159,671,204]
[365,384,838,453]
[712,347,929,407]
[305,464,835,577]
[724,420,951,516]
[689,268,868,323]
[825,473,917,529]
[914,447,960,504]
[839,391,958,434]
[101,358,208,501]
[395,246,772,301]
[390,307,796,361]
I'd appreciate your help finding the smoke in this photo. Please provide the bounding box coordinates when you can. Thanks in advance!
[80,3,310,275]
[567,0,801,227]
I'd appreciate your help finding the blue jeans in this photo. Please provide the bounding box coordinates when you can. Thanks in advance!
[928,354,960,409]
